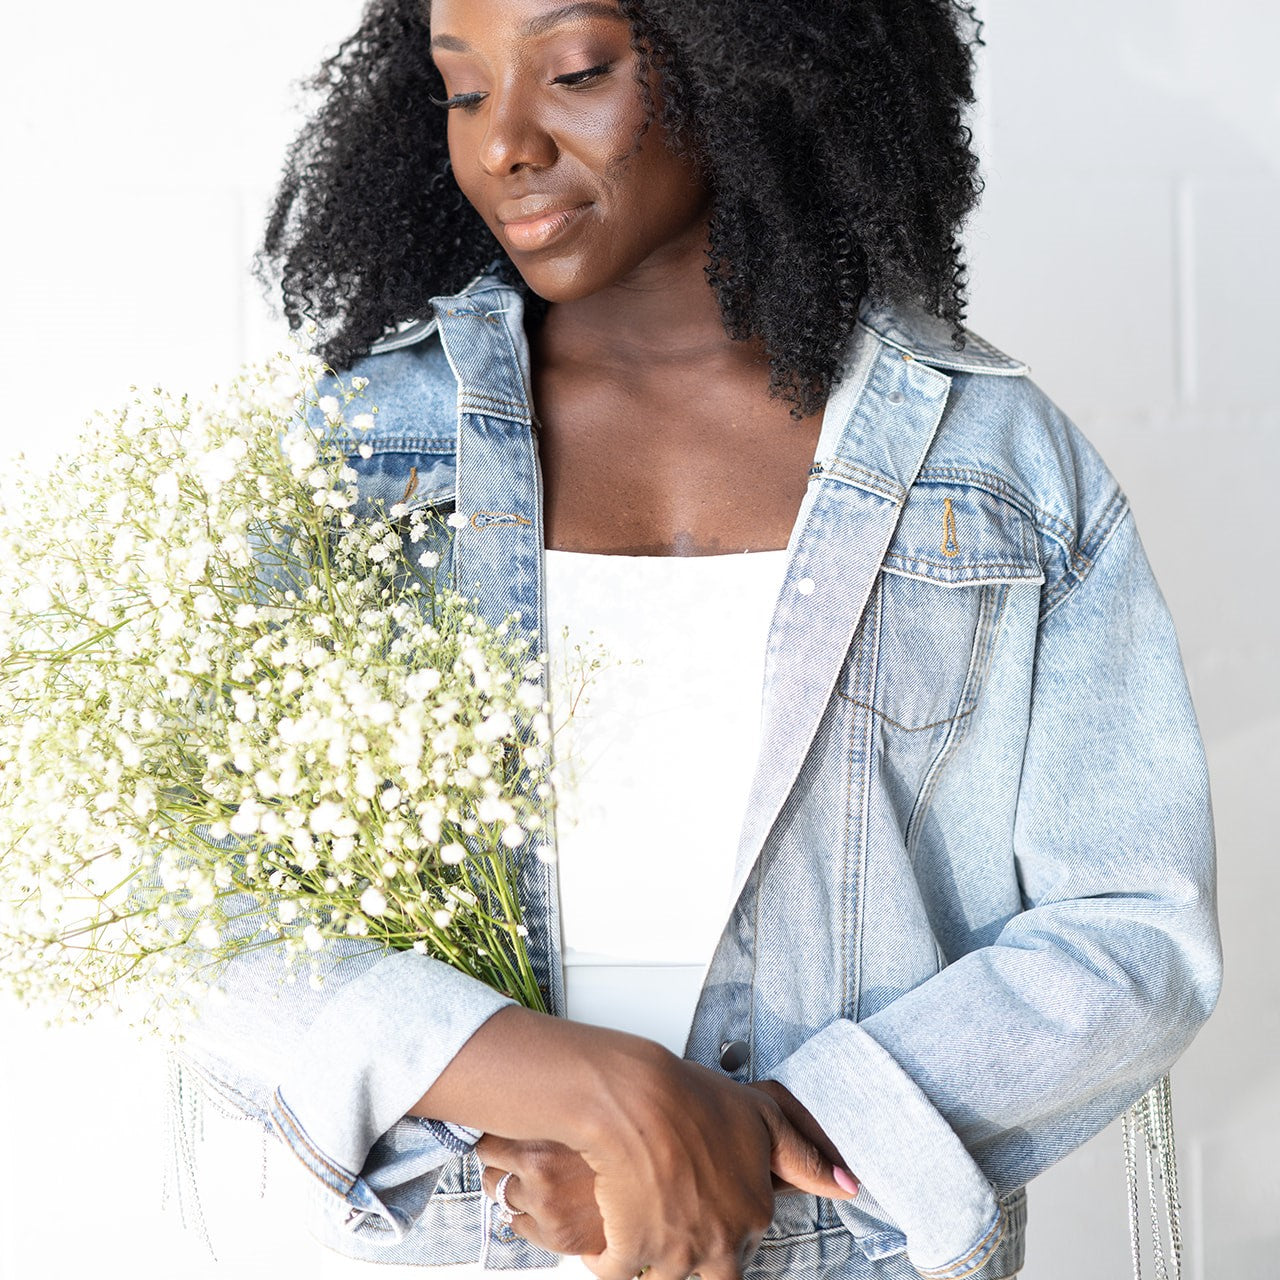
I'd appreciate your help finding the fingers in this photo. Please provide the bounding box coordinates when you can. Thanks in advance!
[761,1105,858,1200]
[481,1164,525,1214]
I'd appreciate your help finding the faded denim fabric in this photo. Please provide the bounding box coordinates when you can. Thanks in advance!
[175,270,1219,1280]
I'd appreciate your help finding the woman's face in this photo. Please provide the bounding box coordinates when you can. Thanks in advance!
[428,0,711,302]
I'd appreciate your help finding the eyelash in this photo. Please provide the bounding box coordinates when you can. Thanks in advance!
[430,63,614,112]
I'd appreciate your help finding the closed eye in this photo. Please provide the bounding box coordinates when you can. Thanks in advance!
[429,90,487,112]
[429,62,614,112]
[552,62,613,87]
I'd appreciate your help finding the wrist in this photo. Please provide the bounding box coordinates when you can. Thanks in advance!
[408,1005,676,1150]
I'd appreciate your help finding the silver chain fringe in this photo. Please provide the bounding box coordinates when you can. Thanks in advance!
[161,1050,271,1262]
[1123,1073,1183,1280]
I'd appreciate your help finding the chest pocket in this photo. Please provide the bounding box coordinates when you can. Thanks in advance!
[335,439,458,581]
[339,440,456,523]
[841,482,1044,733]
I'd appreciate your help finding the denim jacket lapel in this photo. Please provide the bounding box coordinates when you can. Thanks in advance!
[725,328,954,923]
[430,283,568,1018]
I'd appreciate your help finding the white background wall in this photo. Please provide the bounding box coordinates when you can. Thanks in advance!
[1,3,1275,1277]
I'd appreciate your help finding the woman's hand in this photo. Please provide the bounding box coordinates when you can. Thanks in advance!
[571,1046,854,1280]
[747,1079,859,1197]
[477,1135,606,1256]
[475,1080,860,1265]
[409,1007,857,1277]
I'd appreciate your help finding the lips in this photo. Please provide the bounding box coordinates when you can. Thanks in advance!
[496,198,593,252]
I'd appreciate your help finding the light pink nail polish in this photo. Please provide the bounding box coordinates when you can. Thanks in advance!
[833,1166,860,1195]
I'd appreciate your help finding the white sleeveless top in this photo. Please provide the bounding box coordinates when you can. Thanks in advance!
[544,547,789,1055]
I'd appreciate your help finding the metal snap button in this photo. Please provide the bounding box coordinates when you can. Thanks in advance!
[719,1039,750,1072]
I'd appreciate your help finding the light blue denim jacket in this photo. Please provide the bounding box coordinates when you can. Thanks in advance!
[177,270,1221,1280]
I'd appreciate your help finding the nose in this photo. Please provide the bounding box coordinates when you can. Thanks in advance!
[478,85,557,176]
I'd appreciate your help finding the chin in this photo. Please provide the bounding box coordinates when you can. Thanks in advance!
[509,255,614,304]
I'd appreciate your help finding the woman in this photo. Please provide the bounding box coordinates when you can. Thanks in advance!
[179,1,1221,1277]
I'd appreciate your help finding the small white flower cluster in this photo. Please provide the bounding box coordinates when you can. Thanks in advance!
[0,350,555,1024]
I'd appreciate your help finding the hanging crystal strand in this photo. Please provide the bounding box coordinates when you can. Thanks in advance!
[1123,1074,1183,1280]
[1153,1076,1184,1278]
[161,1050,217,1261]
[1124,1102,1143,1280]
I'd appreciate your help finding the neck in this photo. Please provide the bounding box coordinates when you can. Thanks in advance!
[533,218,759,371]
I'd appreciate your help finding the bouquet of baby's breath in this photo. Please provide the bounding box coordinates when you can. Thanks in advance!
[0,350,554,1025]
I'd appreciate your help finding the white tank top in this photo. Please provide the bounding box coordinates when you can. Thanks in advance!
[544,547,789,1055]
[295,550,791,1279]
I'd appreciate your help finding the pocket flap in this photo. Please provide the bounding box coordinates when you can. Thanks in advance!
[883,483,1043,586]
[341,446,456,522]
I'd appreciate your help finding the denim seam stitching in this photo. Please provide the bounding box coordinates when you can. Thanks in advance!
[882,553,1042,579]
[837,694,976,735]
[905,585,1006,851]
[819,461,905,504]
[914,467,1066,540]
[747,852,764,1075]
[269,1088,358,1196]
[418,1117,476,1157]
[460,390,526,412]
[913,1205,1007,1279]
[1039,494,1130,622]
[848,580,880,1020]
[344,437,455,454]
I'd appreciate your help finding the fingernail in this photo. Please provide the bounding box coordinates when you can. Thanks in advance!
[833,1166,860,1195]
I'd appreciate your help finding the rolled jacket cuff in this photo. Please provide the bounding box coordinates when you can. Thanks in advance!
[771,1017,1004,1278]
[270,949,514,1228]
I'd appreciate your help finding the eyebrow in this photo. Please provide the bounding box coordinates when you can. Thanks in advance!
[431,3,628,53]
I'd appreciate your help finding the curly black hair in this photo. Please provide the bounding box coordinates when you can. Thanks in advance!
[257,0,986,416]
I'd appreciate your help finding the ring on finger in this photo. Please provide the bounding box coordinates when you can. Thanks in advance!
[493,1170,526,1226]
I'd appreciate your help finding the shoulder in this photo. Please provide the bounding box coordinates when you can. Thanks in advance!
[307,327,458,449]
[861,300,1130,610]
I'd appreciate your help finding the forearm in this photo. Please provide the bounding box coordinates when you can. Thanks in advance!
[407,1003,673,1151]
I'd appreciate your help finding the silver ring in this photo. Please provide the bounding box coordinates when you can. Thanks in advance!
[493,1170,526,1225]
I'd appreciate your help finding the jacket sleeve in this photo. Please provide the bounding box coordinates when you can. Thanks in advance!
[166,360,520,1244]
[175,886,514,1242]
[771,506,1222,1278]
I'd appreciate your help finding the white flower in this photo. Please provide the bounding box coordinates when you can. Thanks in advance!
[440,843,467,866]
[358,443,374,459]
[352,413,375,431]
[466,752,492,779]
[304,924,325,952]
[319,395,341,422]
[500,824,526,849]
[19,583,52,614]
[431,909,452,929]
[475,711,513,744]
[278,900,300,925]
[359,886,388,917]
[196,923,221,950]
[417,550,440,569]
[445,512,468,529]
[309,801,344,834]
